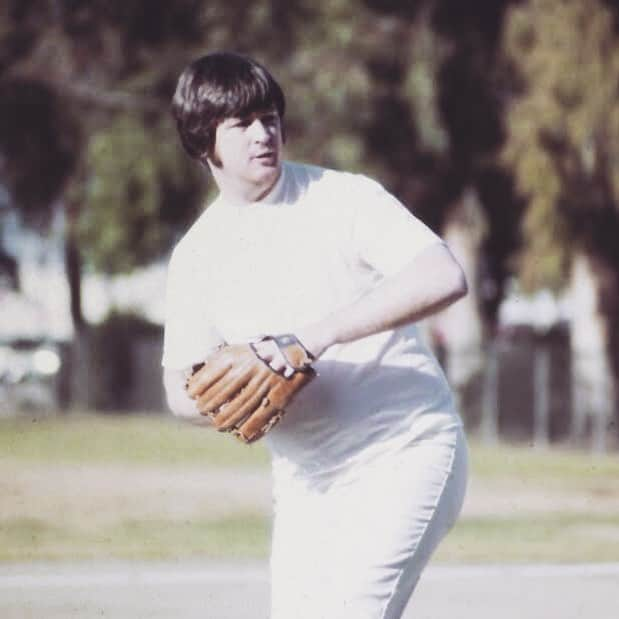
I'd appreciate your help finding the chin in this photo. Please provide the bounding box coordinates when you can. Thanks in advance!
[250,166,280,194]
[256,163,280,180]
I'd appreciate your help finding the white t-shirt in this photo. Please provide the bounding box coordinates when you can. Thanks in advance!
[163,161,461,486]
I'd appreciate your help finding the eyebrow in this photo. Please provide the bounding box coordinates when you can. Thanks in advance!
[224,109,279,124]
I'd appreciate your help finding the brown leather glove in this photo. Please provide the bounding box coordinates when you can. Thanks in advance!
[186,334,315,443]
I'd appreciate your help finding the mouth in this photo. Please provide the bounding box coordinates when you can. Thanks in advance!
[252,151,278,163]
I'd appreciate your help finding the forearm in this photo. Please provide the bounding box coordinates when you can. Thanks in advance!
[163,368,211,426]
[334,248,465,342]
[297,243,467,356]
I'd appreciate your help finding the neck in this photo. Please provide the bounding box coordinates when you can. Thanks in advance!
[208,163,282,204]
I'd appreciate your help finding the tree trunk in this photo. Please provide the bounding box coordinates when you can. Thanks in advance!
[432,188,487,387]
[64,210,92,410]
[569,252,616,452]
[430,188,488,431]
[65,233,84,330]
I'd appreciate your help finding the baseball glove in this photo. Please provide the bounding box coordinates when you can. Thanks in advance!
[186,334,315,443]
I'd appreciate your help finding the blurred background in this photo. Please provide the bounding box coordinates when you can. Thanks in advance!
[2,0,619,451]
[1,0,619,574]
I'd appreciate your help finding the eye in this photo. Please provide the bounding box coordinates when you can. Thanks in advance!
[262,114,279,126]
[225,118,250,129]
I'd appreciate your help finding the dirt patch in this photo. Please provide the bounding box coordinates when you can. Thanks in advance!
[3,462,619,529]
[0,463,272,529]
[462,475,619,517]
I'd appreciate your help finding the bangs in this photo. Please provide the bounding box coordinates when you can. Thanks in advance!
[192,54,285,122]
[211,65,284,120]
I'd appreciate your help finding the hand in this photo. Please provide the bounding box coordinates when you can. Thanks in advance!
[185,342,316,443]
[251,337,296,377]
[250,324,334,377]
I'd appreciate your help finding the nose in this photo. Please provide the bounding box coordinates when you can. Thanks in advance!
[249,118,271,143]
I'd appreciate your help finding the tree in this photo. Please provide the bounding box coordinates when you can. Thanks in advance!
[0,0,210,326]
[502,0,619,447]
[0,1,212,407]
[0,0,527,418]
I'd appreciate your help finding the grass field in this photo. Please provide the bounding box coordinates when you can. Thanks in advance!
[1,413,619,563]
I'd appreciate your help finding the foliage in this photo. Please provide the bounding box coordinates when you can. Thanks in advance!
[432,0,523,320]
[0,78,79,224]
[75,116,203,273]
[503,0,619,291]
[8,0,618,325]
[0,0,209,267]
[1,0,482,275]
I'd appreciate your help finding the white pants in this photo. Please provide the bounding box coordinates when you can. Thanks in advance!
[270,427,468,619]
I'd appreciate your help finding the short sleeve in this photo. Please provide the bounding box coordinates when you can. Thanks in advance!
[349,175,443,276]
[161,247,224,370]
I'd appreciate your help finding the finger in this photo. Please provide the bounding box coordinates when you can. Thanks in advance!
[235,370,314,441]
[267,369,314,409]
[187,362,231,398]
[237,388,288,441]
[236,409,285,443]
[215,378,272,431]
[213,369,271,428]
[196,363,254,413]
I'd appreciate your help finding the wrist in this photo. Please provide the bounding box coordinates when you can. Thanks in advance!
[296,321,337,360]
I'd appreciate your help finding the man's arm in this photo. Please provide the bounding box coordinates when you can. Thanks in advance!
[297,242,467,359]
[165,242,466,413]
[163,367,212,425]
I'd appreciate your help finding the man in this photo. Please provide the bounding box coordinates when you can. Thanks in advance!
[163,51,468,619]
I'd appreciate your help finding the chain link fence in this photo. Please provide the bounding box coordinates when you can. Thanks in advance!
[447,327,618,453]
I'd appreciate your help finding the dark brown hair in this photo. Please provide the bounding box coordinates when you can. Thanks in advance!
[171,52,285,163]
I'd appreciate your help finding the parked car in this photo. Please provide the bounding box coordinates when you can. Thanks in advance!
[0,339,62,415]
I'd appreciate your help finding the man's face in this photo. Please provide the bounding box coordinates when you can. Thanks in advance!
[211,108,283,197]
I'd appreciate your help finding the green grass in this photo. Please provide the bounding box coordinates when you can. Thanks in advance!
[0,514,269,561]
[3,413,618,477]
[469,441,619,485]
[436,513,619,564]
[0,413,270,468]
[4,511,618,564]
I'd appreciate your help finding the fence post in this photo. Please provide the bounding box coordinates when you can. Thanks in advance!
[533,339,550,448]
[571,349,615,453]
[481,340,499,444]
[570,361,587,444]
[591,371,612,455]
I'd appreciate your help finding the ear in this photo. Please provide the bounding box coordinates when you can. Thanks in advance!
[202,127,222,167]
[204,156,222,173]
[204,152,222,168]
[203,135,222,168]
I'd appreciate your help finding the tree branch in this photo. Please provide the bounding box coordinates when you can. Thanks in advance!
[51,79,162,112]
